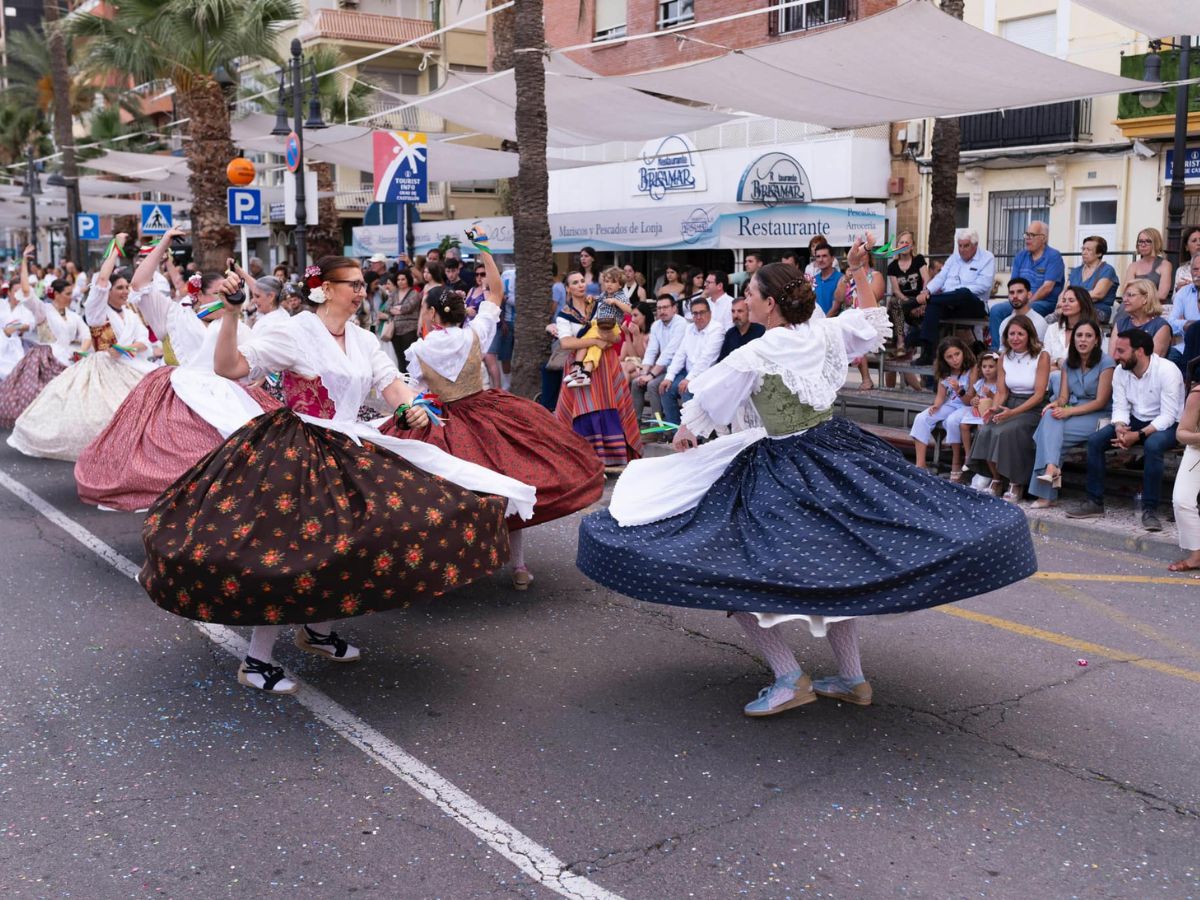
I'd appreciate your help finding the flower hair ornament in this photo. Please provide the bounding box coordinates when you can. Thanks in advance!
[304,265,323,289]
[186,273,203,296]
[308,286,327,305]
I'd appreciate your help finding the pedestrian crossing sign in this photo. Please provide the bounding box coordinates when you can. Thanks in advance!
[141,203,173,235]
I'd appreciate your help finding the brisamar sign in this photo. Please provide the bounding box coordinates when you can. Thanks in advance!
[737,152,813,206]
[634,135,705,202]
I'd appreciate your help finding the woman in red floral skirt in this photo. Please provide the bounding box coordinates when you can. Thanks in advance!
[382,234,604,589]
[140,256,536,695]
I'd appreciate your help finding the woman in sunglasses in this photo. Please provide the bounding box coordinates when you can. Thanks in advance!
[141,254,536,696]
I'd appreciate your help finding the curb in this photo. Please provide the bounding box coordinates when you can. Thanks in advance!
[1025,514,1180,563]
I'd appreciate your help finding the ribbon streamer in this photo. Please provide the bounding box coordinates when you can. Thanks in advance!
[110,344,136,358]
[640,412,680,436]
[195,300,225,320]
[103,237,127,260]
[395,392,447,428]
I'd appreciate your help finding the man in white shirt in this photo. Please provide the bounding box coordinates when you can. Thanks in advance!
[914,228,996,364]
[997,278,1047,344]
[702,271,733,332]
[631,294,687,421]
[659,297,724,425]
[1067,328,1182,531]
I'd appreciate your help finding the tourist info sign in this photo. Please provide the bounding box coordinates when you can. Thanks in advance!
[373,131,428,204]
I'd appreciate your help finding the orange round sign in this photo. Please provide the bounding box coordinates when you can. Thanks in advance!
[226,157,256,186]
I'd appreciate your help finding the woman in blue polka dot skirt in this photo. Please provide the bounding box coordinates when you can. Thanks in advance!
[577,241,1037,717]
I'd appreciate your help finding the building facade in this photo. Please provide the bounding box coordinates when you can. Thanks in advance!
[903,1,1197,279]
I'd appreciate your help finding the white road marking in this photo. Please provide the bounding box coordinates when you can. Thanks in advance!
[0,469,622,900]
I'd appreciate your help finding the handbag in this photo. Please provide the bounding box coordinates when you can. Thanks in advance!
[546,338,571,371]
[379,318,395,342]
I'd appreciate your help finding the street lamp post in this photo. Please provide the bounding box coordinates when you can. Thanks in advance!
[1141,36,1193,258]
[271,39,327,270]
[19,147,41,260]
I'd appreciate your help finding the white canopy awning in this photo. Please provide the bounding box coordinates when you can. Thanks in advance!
[81,149,189,180]
[603,0,1148,129]
[231,113,595,180]
[1074,0,1200,39]
[384,57,743,147]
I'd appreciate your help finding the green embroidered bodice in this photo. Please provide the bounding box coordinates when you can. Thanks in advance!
[749,374,833,436]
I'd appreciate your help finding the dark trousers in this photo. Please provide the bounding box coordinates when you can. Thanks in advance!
[1181,321,1200,379]
[918,288,988,348]
[540,363,562,412]
[1085,417,1178,510]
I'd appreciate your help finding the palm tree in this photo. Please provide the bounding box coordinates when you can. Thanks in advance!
[491,0,552,400]
[63,0,299,269]
[0,102,49,168]
[927,0,964,259]
[295,45,371,260]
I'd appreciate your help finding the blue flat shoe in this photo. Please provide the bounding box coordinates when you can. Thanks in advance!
[743,670,817,717]
[812,675,873,706]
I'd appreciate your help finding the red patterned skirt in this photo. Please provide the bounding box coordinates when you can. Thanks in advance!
[140,407,510,625]
[554,344,643,467]
[0,346,65,430]
[75,368,280,512]
[381,388,605,530]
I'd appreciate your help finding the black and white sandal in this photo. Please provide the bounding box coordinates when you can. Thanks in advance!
[294,625,361,663]
[237,656,299,695]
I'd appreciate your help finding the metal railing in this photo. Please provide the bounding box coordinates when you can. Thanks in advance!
[960,99,1092,152]
[778,0,852,34]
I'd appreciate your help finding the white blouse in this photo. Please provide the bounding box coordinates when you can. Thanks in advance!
[679,307,891,436]
[241,311,399,423]
[1043,323,1070,367]
[132,286,209,368]
[406,300,499,389]
[18,290,88,364]
[83,279,155,369]
[1001,351,1043,394]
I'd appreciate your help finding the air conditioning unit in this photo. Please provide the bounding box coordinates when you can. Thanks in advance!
[338,0,359,9]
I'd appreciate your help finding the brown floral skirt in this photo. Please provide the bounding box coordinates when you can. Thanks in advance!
[140,408,510,625]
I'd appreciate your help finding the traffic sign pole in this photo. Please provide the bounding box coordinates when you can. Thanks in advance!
[240,226,249,276]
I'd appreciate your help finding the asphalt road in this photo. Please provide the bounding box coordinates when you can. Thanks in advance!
[1,436,1198,900]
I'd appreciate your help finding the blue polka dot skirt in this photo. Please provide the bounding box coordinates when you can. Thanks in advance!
[577,417,1037,617]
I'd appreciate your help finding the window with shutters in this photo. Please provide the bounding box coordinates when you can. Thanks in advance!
[595,0,627,40]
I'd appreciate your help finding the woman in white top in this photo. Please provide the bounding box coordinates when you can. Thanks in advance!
[381,235,604,589]
[966,315,1052,501]
[1042,284,1097,370]
[74,230,281,512]
[578,241,1037,717]
[142,254,536,695]
[7,236,153,461]
[0,247,89,428]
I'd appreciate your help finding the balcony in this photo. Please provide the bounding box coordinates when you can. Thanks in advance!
[360,97,445,134]
[776,0,853,35]
[1116,49,1200,139]
[959,99,1092,152]
[305,8,439,49]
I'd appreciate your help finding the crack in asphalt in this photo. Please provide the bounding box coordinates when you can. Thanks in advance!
[561,788,784,877]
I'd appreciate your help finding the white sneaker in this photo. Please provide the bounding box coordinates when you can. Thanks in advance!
[238,656,298,694]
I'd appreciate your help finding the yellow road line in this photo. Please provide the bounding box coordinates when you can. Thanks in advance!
[1033,571,1200,587]
[937,606,1200,684]
[1039,580,1200,666]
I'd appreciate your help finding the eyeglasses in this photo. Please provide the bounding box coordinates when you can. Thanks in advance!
[1136,238,1152,245]
[475,272,486,277]
[326,279,366,291]
[1023,231,1044,239]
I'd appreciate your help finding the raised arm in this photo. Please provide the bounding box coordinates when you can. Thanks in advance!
[18,244,34,298]
[468,226,504,302]
[132,226,184,292]
[213,277,251,380]
[84,233,129,325]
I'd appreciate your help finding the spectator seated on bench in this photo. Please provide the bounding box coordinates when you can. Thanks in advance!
[1066,327,1182,533]
[913,228,994,367]
[909,337,974,480]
